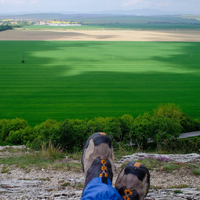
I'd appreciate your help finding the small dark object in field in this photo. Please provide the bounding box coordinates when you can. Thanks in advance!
[22,60,25,63]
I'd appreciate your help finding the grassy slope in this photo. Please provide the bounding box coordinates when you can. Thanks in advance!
[0,41,200,126]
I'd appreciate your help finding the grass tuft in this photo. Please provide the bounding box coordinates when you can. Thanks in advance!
[163,163,181,173]
[192,168,200,175]
[0,142,66,170]
[170,184,189,189]
[41,141,64,160]
[61,182,70,187]
[1,166,9,173]
[174,190,182,194]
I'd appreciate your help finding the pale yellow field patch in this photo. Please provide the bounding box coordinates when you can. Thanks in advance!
[1,29,200,41]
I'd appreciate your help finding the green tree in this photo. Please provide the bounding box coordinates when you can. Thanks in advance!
[1,118,28,141]
[119,114,134,143]
[132,113,152,149]
[55,119,88,152]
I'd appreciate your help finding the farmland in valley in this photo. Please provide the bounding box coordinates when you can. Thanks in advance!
[0,41,200,125]
[18,15,200,30]
[23,22,200,30]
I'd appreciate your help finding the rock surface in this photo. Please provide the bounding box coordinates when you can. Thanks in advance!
[119,153,200,163]
[0,145,27,151]
[0,147,200,199]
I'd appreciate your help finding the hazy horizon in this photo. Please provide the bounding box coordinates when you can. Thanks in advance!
[0,0,200,16]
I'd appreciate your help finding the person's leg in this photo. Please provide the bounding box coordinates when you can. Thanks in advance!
[81,132,122,200]
[115,162,150,200]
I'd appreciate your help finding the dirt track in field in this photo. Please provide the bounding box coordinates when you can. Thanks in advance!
[1,29,200,41]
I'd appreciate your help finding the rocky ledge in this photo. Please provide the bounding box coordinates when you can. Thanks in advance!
[118,153,200,164]
[0,178,199,199]
[0,147,199,199]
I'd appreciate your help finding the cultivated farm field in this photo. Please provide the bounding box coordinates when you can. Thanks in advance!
[0,41,200,126]
[24,23,200,30]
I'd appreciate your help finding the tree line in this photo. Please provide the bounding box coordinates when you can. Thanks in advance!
[0,104,200,152]
[0,25,12,32]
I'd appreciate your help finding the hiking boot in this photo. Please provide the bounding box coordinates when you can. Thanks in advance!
[115,161,150,200]
[81,132,114,192]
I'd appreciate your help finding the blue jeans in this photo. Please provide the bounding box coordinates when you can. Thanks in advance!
[81,177,122,200]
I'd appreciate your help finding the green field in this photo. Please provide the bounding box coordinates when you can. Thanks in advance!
[24,22,200,30]
[180,15,200,21]
[22,15,200,30]
[0,41,200,126]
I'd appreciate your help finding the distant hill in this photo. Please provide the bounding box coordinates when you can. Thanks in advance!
[0,9,192,18]
[0,13,199,24]
[0,13,117,20]
[91,9,174,16]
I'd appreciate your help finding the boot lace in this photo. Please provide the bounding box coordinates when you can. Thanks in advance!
[123,189,133,200]
[99,159,108,177]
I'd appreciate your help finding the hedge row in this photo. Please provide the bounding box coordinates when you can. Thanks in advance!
[0,104,200,152]
[0,25,12,32]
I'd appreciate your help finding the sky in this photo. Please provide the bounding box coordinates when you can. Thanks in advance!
[0,0,200,15]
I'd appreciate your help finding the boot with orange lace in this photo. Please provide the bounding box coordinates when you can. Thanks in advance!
[115,161,150,200]
[81,132,122,200]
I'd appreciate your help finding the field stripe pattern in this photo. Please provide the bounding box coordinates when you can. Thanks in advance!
[0,41,200,125]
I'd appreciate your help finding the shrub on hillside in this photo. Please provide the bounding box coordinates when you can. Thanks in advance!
[21,126,36,144]
[152,103,182,121]
[6,129,22,145]
[180,113,200,133]
[151,117,182,141]
[0,118,29,141]
[160,137,200,153]
[53,119,88,152]
[151,117,182,150]
[0,104,199,152]
[31,119,63,150]
[132,113,152,149]
[119,114,134,143]
[87,117,122,147]
[6,126,36,145]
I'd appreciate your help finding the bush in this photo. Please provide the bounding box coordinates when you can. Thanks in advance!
[6,129,22,145]
[152,103,182,121]
[54,119,89,152]
[0,104,199,153]
[159,137,200,153]
[180,113,200,132]
[31,119,63,150]
[119,114,134,143]
[151,117,182,146]
[0,118,29,141]
[132,113,152,149]
[21,126,36,144]
[87,117,122,148]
